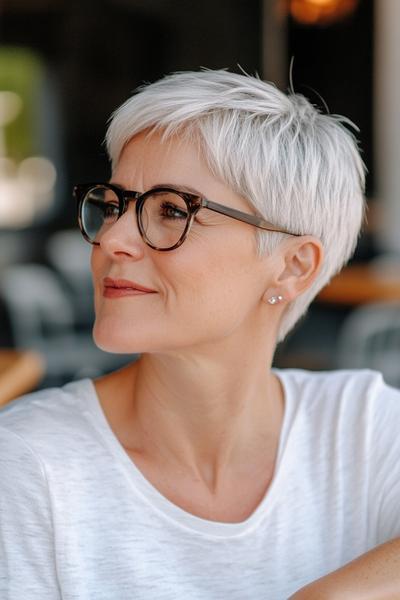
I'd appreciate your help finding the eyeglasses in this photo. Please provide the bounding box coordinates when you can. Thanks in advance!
[74,182,300,251]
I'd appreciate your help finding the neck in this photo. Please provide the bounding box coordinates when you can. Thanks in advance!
[109,334,284,490]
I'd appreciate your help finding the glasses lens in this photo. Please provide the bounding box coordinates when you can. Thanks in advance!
[140,191,189,249]
[80,186,119,243]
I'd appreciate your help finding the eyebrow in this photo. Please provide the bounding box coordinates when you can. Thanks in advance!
[151,183,204,197]
[109,181,205,198]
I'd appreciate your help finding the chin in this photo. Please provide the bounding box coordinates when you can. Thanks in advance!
[92,317,173,355]
[92,321,143,354]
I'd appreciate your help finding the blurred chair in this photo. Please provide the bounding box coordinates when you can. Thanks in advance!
[0,263,133,385]
[0,349,45,407]
[370,252,400,271]
[336,302,400,388]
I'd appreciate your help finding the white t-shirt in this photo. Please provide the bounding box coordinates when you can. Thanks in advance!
[0,369,400,600]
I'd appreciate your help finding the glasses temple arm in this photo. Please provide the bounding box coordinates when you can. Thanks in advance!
[202,199,300,236]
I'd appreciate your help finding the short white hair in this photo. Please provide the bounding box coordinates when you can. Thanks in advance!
[106,69,366,342]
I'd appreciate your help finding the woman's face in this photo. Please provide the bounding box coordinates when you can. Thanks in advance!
[91,130,278,354]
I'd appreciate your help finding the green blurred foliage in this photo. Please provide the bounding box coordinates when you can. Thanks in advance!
[0,46,44,161]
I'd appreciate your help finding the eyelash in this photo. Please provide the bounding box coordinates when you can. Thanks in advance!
[159,202,188,220]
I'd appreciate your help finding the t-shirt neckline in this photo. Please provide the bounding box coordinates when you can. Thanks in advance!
[74,370,294,539]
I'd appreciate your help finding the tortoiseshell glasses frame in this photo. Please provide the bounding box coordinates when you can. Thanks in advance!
[74,182,300,252]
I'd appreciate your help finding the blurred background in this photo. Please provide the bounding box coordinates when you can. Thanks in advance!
[1,0,400,403]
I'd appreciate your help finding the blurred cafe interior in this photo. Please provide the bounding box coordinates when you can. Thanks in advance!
[1,0,400,405]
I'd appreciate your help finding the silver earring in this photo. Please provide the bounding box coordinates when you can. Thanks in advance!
[268,295,284,305]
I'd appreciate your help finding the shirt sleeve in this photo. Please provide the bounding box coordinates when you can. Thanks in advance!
[368,378,400,545]
[0,426,62,600]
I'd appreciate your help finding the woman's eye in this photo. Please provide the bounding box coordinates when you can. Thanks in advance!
[103,203,119,218]
[160,202,188,220]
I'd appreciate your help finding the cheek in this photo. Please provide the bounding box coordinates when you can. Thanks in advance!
[90,248,108,311]
[91,246,105,273]
[166,248,261,323]
[90,234,267,353]
[90,247,100,279]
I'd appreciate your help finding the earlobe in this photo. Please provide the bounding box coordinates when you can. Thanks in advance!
[267,295,285,305]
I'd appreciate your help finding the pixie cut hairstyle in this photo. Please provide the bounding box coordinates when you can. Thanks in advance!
[106,69,366,342]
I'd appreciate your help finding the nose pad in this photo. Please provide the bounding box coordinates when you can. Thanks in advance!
[99,203,145,259]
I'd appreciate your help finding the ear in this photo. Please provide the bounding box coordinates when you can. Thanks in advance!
[264,236,324,303]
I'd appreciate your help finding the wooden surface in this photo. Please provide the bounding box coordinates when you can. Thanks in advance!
[318,264,400,305]
[0,349,45,407]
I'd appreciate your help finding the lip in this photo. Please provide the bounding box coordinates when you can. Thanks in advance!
[103,277,157,298]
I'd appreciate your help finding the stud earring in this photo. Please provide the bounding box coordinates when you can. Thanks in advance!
[268,295,284,305]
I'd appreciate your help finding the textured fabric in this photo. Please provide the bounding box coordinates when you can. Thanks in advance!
[0,369,400,599]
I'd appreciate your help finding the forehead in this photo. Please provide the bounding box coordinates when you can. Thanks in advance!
[113,130,207,186]
[112,130,252,212]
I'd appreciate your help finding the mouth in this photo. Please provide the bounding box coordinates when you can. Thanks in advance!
[102,277,157,298]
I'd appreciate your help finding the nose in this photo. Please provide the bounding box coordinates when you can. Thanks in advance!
[99,203,145,261]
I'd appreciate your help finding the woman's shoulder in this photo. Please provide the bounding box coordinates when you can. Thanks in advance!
[276,367,396,398]
[0,379,96,458]
[277,368,400,478]
[276,366,385,388]
[276,367,400,423]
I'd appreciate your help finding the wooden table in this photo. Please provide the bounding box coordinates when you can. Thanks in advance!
[0,349,45,407]
[317,263,400,305]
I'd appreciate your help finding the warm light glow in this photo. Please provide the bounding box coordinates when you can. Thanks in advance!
[0,156,56,227]
[290,0,359,25]
[19,157,57,193]
[307,0,337,5]
[0,172,35,227]
[0,157,16,177]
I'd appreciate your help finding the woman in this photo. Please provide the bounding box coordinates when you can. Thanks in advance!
[1,69,400,599]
